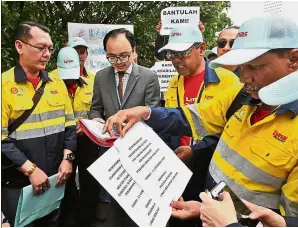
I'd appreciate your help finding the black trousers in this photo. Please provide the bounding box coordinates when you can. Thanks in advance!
[76,135,101,226]
[1,186,60,226]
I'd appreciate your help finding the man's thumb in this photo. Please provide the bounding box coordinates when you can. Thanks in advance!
[174,148,181,155]
[221,191,232,201]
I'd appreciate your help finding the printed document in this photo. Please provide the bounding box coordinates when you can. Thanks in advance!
[88,121,192,226]
[114,121,192,206]
[88,146,172,227]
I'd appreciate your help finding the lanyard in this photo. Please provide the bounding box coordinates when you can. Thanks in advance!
[176,75,206,106]
[115,80,121,106]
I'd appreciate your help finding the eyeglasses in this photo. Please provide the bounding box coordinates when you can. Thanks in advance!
[165,43,200,60]
[19,40,54,54]
[217,39,235,48]
[106,54,131,64]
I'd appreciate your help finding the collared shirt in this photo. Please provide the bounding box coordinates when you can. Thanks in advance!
[114,63,133,98]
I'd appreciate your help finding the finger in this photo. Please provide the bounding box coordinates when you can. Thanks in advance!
[114,114,128,136]
[221,191,232,202]
[202,222,210,227]
[177,153,185,161]
[76,126,81,133]
[242,199,259,212]
[62,176,67,184]
[56,172,63,186]
[171,200,189,210]
[178,196,184,202]
[107,117,117,137]
[174,148,181,155]
[121,119,137,137]
[103,119,108,134]
[171,210,184,219]
[46,178,51,189]
[199,192,211,203]
[37,185,44,195]
[42,182,48,191]
[33,185,40,195]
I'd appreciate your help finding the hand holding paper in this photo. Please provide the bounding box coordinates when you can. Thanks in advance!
[89,122,192,227]
[79,119,118,147]
[14,174,66,227]
[103,106,150,137]
[28,167,50,195]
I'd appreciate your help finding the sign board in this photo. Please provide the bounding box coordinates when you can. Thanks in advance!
[160,7,200,35]
[68,23,134,74]
[151,61,177,92]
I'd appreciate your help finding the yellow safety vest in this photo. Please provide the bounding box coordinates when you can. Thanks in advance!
[50,69,94,120]
[182,85,298,216]
[166,66,240,141]
[166,67,240,108]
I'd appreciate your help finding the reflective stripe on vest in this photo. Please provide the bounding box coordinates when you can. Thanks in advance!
[216,139,287,189]
[10,123,65,140]
[280,191,298,216]
[74,110,88,119]
[209,158,280,209]
[21,109,65,124]
[187,104,208,138]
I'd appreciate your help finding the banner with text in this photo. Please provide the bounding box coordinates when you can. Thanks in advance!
[151,61,177,92]
[160,7,200,35]
[68,23,134,74]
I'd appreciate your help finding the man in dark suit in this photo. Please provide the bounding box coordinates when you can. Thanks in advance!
[89,28,160,226]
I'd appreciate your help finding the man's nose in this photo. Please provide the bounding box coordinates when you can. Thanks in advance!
[239,67,253,84]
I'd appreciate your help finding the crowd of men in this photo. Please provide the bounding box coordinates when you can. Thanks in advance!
[1,12,298,227]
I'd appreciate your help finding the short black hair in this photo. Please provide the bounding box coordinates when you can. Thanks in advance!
[268,48,293,58]
[218,25,240,38]
[103,28,136,52]
[15,21,50,41]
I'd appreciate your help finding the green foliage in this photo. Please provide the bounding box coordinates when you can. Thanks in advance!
[1,1,231,72]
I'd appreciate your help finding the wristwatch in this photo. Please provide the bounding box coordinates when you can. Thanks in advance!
[63,153,75,162]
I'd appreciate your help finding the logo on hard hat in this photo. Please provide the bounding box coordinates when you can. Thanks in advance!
[64,60,74,64]
[171,32,182,37]
[237,32,248,37]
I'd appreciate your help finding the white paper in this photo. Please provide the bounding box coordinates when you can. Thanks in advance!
[88,146,172,227]
[160,7,200,35]
[150,61,177,92]
[114,121,192,207]
[80,119,111,139]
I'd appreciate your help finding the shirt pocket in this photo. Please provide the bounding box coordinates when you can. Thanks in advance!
[46,96,66,107]
[223,120,240,138]
[80,95,92,112]
[251,142,292,166]
[166,94,178,107]
[11,99,33,111]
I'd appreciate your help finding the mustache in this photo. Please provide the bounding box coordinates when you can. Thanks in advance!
[244,84,260,91]
[173,64,185,68]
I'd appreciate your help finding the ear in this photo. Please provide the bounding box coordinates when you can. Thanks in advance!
[198,43,206,56]
[132,47,136,53]
[288,49,298,72]
[15,40,24,55]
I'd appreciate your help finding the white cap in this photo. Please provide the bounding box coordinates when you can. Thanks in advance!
[209,14,298,69]
[57,47,80,80]
[259,71,298,105]
[68,37,88,48]
[158,26,204,52]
